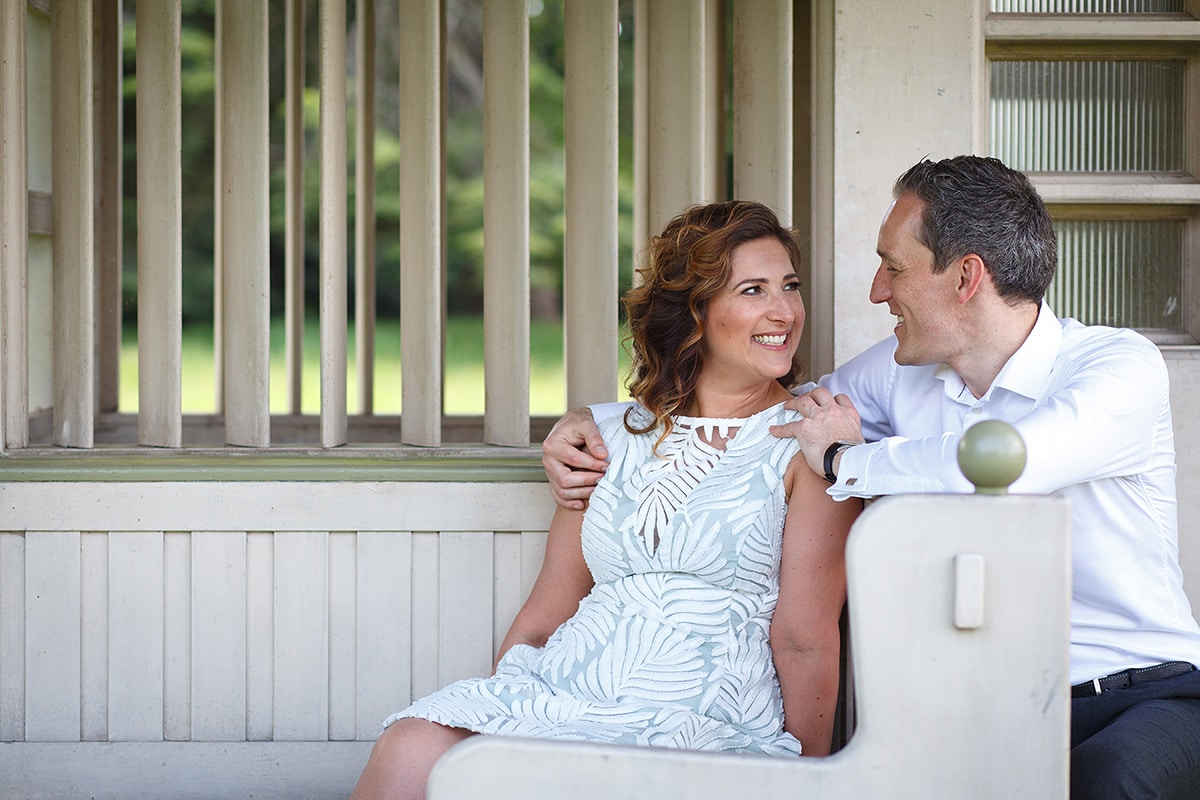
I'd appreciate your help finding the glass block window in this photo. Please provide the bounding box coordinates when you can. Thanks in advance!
[990,60,1186,172]
[991,0,1185,12]
[986,5,1198,340]
[1048,219,1184,328]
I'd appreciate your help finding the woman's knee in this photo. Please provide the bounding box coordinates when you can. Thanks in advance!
[353,719,475,800]
[378,718,472,762]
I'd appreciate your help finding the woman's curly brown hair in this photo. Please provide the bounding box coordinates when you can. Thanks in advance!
[622,200,804,449]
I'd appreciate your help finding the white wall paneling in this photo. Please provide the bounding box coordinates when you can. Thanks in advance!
[0,481,554,747]
[25,531,82,741]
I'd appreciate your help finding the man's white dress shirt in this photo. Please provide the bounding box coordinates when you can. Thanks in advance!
[821,303,1200,684]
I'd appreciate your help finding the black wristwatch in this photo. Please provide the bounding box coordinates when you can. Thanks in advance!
[823,441,859,484]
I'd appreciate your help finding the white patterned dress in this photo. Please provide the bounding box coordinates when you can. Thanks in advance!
[384,401,804,756]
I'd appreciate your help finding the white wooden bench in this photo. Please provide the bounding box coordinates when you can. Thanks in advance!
[428,491,1073,800]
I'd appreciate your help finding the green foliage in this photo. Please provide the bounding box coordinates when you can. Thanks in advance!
[119,0,637,326]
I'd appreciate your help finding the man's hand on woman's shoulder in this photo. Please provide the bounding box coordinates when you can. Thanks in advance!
[542,407,610,510]
[773,388,865,478]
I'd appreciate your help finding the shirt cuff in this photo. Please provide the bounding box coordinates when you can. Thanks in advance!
[825,442,876,501]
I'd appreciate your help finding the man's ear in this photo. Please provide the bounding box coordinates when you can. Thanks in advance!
[956,254,988,304]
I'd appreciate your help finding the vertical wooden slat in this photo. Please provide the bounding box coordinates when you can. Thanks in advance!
[399,0,444,446]
[704,0,724,202]
[356,0,377,416]
[0,532,26,740]
[285,0,306,416]
[483,0,530,446]
[220,0,270,447]
[25,12,50,421]
[246,531,275,741]
[410,532,439,699]
[108,531,165,741]
[275,531,330,740]
[519,531,547,603]
[356,531,411,739]
[320,0,348,448]
[137,0,183,447]
[94,0,122,416]
[793,1,814,373]
[80,532,108,741]
[563,0,619,408]
[646,0,709,237]
[808,0,836,380]
[191,530,247,741]
[491,530,546,651]
[632,0,649,277]
[438,531,494,686]
[492,532,523,652]
[51,0,94,447]
[0,0,28,448]
[213,0,224,413]
[25,531,81,741]
[329,532,356,740]
[732,0,792,221]
[163,532,191,741]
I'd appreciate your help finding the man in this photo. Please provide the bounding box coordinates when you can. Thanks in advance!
[542,156,1200,798]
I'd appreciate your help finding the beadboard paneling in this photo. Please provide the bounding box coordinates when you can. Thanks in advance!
[0,481,554,744]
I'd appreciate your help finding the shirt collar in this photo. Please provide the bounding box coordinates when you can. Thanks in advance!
[934,301,1061,403]
[991,301,1061,401]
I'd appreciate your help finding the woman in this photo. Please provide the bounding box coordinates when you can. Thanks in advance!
[351,201,861,800]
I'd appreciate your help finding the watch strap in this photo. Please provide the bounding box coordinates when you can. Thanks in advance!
[823,440,857,484]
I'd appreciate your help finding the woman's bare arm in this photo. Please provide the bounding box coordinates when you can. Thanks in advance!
[770,458,861,755]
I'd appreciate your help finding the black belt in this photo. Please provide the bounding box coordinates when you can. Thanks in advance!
[1071,661,1196,699]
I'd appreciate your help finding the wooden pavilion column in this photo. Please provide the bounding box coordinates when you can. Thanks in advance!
[51,0,94,448]
[732,0,793,221]
[356,0,378,417]
[219,0,270,447]
[643,0,713,241]
[319,0,348,448]
[399,0,444,446]
[564,0,619,408]
[136,0,183,447]
[0,0,28,449]
[483,0,530,446]
[94,0,122,418]
[285,0,306,415]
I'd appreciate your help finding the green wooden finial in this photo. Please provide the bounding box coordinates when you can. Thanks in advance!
[957,420,1026,495]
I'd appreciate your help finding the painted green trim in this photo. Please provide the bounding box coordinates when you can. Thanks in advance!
[0,450,548,483]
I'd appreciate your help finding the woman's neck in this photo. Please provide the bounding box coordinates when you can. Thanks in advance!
[683,380,792,419]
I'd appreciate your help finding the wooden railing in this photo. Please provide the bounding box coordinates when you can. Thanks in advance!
[0,0,799,453]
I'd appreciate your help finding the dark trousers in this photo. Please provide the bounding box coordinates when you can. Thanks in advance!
[1071,668,1200,799]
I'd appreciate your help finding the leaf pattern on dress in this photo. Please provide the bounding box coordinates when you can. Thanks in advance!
[386,403,807,757]
[632,418,734,556]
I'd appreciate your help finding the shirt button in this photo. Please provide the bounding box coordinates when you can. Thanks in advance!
[972,406,983,414]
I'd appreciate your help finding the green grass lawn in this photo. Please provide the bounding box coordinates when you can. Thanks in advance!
[119,316,630,415]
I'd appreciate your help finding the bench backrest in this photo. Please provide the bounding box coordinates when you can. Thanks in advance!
[428,493,1072,800]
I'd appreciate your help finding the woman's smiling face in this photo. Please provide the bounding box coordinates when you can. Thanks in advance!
[700,236,805,391]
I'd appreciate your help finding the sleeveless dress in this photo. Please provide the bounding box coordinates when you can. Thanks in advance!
[383,401,804,756]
